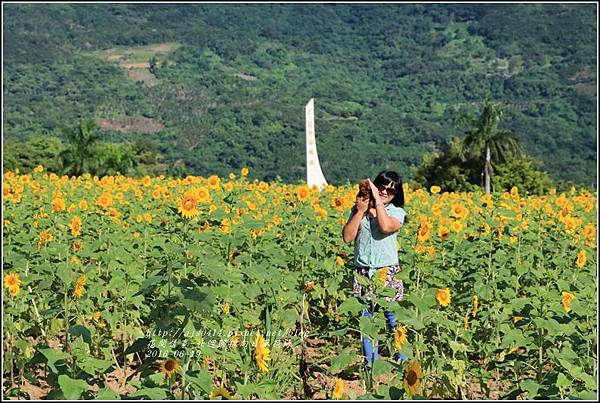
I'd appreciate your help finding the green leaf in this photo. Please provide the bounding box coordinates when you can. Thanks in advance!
[185,369,213,393]
[56,263,75,285]
[330,349,357,373]
[181,289,214,313]
[39,348,69,374]
[338,297,364,315]
[520,379,540,398]
[78,357,113,375]
[448,340,469,353]
[372,359,392,377]
[96,387,120,400]
[130,387,168,399]
[124,338,151,355]
[70,336,90,362]
[405,290,436,312]
[69,325,92,345]
[58,374,89,399]
[327,327,349,337]
[555,372,570,388]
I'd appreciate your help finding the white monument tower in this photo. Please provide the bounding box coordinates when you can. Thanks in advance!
[305,98,328,190]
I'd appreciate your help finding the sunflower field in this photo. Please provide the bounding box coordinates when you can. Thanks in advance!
[2,166,597,400]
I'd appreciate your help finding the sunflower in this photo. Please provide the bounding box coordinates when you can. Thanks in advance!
[96,193,113,209]
[575,250,586,268]
[378,267,388,283]
[451,220,463,233]
[415,244,436,259]
[435,288,451,307]
[51,197,66,213]
[438,225,451,240]
[207,175,221,189]
[561,291,576,313]
[394,325,408,350]
[472,295,479,317]
[70,216,82,237]
[4,272,21,296]
[463,313,469,330]
[331,196,345,210]
[258,181,269,193]
[160,358,180,379]
[209,386,231,400]
[315,207,328,218]
[220,218,232,234]
[403,360,422,396]
[37,229,54,247]
[241,167,249,177]
[295,186,310,202]
[194,187,211,204]
[177,192,200,219]
[332,379,344,400]
[304,281,316,292]
[450,202,469,219]
[430,185,441,194]
[67,203,77,214]
[223,302,230,315]
[512,316,526,323]
[417,220,431,242]
[230,334,241,349]
[582,224,595,239]
[335,256,344,267]
[431,203,443,216]
[254,332,271,373]
[72,275,86,299]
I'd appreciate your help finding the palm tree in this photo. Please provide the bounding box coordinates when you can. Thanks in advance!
[59,118,101,176]
[457,98,521,193]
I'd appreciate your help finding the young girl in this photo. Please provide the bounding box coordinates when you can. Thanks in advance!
[342,170,408,369]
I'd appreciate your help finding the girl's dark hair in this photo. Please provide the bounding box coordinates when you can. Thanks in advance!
[373,170,404,208]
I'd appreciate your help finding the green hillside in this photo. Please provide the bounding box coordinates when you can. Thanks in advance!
[2,3,597,186]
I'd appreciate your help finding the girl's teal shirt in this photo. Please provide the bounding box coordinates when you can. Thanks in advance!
[347,204,406,269]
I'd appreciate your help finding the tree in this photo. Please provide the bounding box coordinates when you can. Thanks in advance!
[457,98,521,193]
[3,136,65,173]
[491,156,554,194]
[92,142,137,177]
[410,136,481,193]
[59,118,101,176]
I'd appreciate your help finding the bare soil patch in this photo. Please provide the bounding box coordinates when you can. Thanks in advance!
[97,117,164,134]
[124,68,158,85]
[104,366,139,396]
[234,72,258,81]
[571,81,597,96]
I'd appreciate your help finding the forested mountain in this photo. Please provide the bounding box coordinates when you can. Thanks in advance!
[2,3,597,186]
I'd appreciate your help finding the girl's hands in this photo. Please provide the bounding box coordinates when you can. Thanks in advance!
[367,179,382,204]
[355,195,369,213]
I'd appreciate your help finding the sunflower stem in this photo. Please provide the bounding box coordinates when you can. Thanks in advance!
[181,355,189,400]
[143,228,148,279]
[63,286,70,354]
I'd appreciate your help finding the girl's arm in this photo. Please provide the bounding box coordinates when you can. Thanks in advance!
[342,209,363,243]
[373,204,401,234]
[342,197,369,243]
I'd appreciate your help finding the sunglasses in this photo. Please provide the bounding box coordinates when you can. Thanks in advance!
[376,183,396,195]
